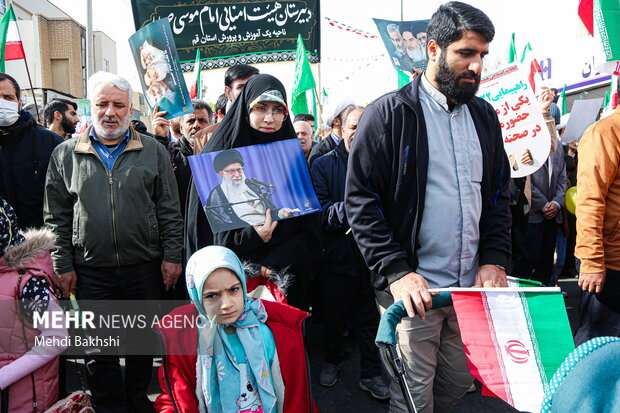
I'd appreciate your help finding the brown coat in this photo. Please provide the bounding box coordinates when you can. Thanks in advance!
[575,107,620,273]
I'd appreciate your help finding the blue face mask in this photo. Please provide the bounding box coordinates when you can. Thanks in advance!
[0,98,20,127]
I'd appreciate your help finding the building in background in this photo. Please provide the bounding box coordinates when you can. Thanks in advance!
[0,0,151,126]
[1,1,113,106]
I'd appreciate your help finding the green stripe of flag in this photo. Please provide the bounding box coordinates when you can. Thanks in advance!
[524,292,575,383]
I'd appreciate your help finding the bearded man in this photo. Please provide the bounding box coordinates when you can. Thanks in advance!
[44,71,183,412]
[345,2,511,412]
[164,100,212,217]
[43,98,79,139]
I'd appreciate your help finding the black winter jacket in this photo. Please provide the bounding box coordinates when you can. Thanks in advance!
[0,111,63,228]
[311,140,363,276]
[345,76,511,299]
[168,136,193,218]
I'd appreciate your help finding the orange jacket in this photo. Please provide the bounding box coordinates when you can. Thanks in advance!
[575,107,620,273]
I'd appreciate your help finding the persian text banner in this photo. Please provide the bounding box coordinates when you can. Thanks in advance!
[131,0,320,70]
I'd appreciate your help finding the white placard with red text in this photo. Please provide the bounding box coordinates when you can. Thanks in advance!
[479,65,551,178]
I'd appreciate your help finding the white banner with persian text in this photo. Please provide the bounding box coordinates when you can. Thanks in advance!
[479,65,551,178]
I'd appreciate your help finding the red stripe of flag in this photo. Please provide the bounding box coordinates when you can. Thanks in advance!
[451,292,510,403]
[578,0,594,36]
[5,40,25,60]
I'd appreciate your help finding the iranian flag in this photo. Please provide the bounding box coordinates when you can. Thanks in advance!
[0,4,26,72]
[189,49,201,99]
[578,0,620,64]
[520,43,543,94]
[451,288,574,413]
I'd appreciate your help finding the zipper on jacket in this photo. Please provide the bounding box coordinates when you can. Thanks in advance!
[411,115,421,253]
[107,170,121,267]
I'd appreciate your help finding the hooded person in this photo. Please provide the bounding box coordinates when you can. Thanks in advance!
[185,74,321,310]
[185,245,285,413]
[0,198,67,412]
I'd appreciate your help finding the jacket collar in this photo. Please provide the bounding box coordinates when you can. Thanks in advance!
[75,124,143,154]
[0,110,36,142]
[334,139,349,162]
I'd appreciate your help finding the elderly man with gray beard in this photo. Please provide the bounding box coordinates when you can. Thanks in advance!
[44,71,183,412]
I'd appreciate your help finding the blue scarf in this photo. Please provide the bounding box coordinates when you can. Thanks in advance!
[186,246,278,413]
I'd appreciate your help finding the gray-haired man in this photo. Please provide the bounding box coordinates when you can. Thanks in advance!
[44,71,183,412]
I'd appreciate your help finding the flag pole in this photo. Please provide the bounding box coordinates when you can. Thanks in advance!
[316,62,322,124]
[23,55,41,124]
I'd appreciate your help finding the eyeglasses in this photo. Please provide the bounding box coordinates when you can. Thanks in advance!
[222,167,243,175]
[250,105,286,119]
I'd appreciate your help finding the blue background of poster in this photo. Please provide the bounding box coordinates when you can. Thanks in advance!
[373,18,429,74]
[189,139,321,231]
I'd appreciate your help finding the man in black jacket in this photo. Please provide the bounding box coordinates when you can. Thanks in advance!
[345,3,511,412]
[0,73,63,228]
[167,99,212,218]
[311,106,389,400]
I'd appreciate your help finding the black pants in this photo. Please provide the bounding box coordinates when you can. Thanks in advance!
[512,220,559,285]
[75,260,162,413]
[574,269,620,346]
[320,267,381,379]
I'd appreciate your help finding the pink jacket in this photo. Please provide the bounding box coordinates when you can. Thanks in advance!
[0,228,64,412]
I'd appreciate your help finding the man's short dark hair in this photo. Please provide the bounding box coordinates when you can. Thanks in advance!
[427,1,495,50]
[215,93,228,116]
[224,64,259,88]
[192,99,213,119]
[0,72,21,100]
[43,99,77,127]
[294,113,315,123]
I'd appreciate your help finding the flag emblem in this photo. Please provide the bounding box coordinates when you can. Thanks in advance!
[505,340,530,364]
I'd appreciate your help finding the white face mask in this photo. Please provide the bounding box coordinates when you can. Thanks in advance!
[0,98,20,127]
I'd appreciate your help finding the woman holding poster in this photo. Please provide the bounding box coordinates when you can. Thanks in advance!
[186,74,321,310]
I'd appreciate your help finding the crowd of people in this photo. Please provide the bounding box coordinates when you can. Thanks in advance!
[0,1,619,412]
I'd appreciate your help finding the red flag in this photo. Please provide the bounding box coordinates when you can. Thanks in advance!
[578,0,594,35]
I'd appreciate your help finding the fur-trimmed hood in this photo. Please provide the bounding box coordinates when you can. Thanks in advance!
[243,261,292,295]
[1,227,56,268]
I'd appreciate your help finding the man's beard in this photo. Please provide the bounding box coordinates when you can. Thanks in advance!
[183,130,196,146]
[61,115,76,134]
[434,51,481,105]
[222,173,244,188]
[93,115,130,141]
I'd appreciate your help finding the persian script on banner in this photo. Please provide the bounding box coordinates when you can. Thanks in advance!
[451,288,575,413]
[478,65,551,178]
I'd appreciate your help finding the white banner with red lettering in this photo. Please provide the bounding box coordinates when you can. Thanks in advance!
[478,65,551,178]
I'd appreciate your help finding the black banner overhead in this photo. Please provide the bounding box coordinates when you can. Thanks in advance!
[131,0,320,71]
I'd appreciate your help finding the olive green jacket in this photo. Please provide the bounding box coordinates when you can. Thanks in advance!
[44,126,183,274]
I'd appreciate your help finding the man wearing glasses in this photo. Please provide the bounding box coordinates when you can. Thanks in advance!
[205,149,298,232]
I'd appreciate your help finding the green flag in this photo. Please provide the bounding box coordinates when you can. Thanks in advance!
[508,32,517,63]
[190,49,201,99]
[397,69,410,88]
[519,42,532,64]
[603,90,611,109]
[559,84,567,115]
[291,34,316,116]
[595,0,620,61]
